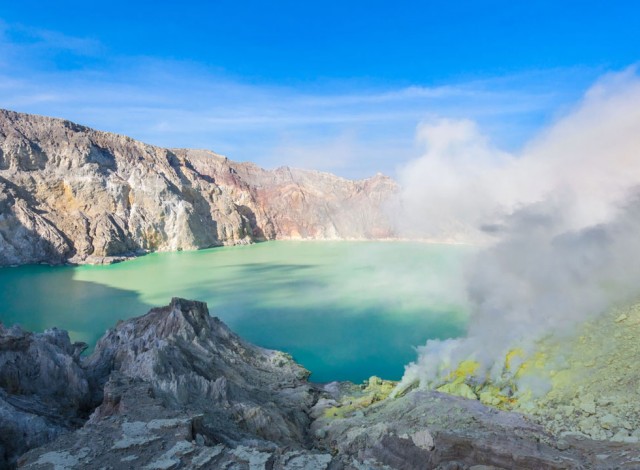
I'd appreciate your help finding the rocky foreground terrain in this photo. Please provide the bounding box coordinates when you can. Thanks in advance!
[519,304,640,445]
[1,298,639,469]
[0,109,396,267]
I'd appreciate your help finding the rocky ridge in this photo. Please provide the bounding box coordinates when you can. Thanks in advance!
[0,109,396,267]
[2,299,639,469]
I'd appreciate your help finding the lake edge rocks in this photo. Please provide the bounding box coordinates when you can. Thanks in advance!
[1,298,639,469]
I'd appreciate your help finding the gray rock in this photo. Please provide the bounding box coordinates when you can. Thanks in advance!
[84,297,316,447]
[3,298,640,469]
[411,429,435,450]
[0,324,92,468]
[0,109,397,267]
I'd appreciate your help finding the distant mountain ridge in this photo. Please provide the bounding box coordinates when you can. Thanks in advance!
[0,109,397,266]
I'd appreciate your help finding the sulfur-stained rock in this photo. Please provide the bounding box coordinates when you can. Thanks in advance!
[521,304,640,444]
[437,382,478,400]
[614,313,628,323]
[578,396,596,415]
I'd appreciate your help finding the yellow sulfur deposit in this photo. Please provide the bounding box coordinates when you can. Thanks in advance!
[436,382,477,400]
[505,348,525,371]
[432,349,549,408]
[323,376,396,419]
[513,351,547,378]
[435,359,482,400]
[477,384,512,407]
[445,359,480,381]
[412,301,640,444]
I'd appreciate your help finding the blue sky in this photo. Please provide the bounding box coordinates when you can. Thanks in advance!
[0,1,638,178]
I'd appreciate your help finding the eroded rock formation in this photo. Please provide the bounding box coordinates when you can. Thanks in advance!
[0,109,397,266]
[1,298,639,469]
[0,325,92,466]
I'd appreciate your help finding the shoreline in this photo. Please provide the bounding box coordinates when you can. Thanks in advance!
[0,236,479,269]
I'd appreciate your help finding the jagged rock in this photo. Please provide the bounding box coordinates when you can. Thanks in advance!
[525,305,640,444]
[0,109,397,267]
[313,387,640,469]
[0,324,92,468]
[0,185,72,265]
[3,299,640,469]
[85,298,317,447]
[6,298,321,469]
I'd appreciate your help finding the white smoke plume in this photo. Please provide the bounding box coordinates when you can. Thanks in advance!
[394,68,640,393]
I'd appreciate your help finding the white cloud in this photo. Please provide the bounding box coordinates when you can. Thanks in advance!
[0,21,600,178]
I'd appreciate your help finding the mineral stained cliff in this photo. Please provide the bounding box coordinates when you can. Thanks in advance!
[0,109,396,267]
[1,299,639,469]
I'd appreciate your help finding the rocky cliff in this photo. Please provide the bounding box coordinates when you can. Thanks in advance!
[0,109,396,266]
[1,299,638,469]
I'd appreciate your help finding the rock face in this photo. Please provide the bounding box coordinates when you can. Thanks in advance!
[520,304,640,444]
[0,109,397,266]
[2,298,321,468]
[0,325,93,467]
[84,298,316,448]
[2,298,640,469]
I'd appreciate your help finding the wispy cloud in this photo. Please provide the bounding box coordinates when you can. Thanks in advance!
[0,20,601,178]
[0,20,104,72]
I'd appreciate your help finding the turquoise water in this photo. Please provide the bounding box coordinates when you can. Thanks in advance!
[0,241,471,383]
